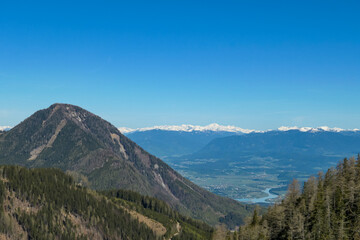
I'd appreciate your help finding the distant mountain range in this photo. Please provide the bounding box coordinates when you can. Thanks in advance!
[4,123,359,134]
[190,130,360,171]
[119,123,257,134]
[0,104,253,227]
[122,124,360,159]
[197,129,360,156]
[122,125,360,201]
[168,129,360,199]
[119,123,360,134]
[0,126,11,131]
[126,130,239,158]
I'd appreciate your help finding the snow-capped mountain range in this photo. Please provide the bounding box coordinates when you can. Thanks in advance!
[3,124,359,134]
[277,126,359,133]
[0,126,12,131]
[118,123,257,134]
[118,123,360,134]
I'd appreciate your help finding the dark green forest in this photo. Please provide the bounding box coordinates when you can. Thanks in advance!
[0,165,213,240]
[102,189,214,240]
[230,155,360,240]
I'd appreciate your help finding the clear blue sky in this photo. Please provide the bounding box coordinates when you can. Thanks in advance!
[1,1,359,129]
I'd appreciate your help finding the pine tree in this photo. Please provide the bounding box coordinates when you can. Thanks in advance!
[238,156,360,240]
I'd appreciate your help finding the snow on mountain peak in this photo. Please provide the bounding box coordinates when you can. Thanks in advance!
[118,124,360,134]
[118,127,135,134]
[277,126,357,133]
[118,123,257,134]
[0,126,12,131]
[278,126,315,132]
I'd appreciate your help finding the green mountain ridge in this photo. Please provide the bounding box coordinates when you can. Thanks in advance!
[0,165,213,239]
[0,103,253,227]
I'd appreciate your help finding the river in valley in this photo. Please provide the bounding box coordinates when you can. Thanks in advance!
[236,188,278,204]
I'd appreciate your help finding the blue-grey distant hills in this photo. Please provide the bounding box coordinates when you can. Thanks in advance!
[125,129,239,158]
[121,123,256,158]
[179,128,360,181]
[196,129,360,158]
[121,125,360,200]
[119,123,254,158]
[122,125,360,164]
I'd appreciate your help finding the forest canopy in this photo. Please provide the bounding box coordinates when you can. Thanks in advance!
[234,155,360,240]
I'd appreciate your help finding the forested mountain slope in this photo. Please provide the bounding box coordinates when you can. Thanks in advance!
[0,103,253,227]
[0,165,214,240]
[234,155,360,240]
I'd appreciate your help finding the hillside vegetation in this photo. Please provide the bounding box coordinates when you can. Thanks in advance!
[102,189,214,240]
[0,103,254,227]
[232,155,360,240]
[0,165,214,240]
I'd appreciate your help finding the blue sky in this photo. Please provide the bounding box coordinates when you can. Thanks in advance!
[1,1,359,129]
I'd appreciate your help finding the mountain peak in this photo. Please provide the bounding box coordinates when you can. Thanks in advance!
[41,104,109,133]
[0,104,252,226]
[48,103,91,118]
[50,102,73,108]
[277,126,359,133]
[1,103,125,166]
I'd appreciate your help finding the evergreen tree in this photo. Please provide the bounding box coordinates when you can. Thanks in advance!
[238,155,360,240]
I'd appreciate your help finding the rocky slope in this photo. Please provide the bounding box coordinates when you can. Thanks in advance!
[0,103,253,226]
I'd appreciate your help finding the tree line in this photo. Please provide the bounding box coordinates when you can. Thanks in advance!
[0,165,214,239]
[230,155,360,240]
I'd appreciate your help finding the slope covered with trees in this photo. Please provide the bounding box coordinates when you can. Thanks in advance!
[102,189,214,240]
[233,155,360,240]
[0,103,254,227]
[0,165,214,240]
